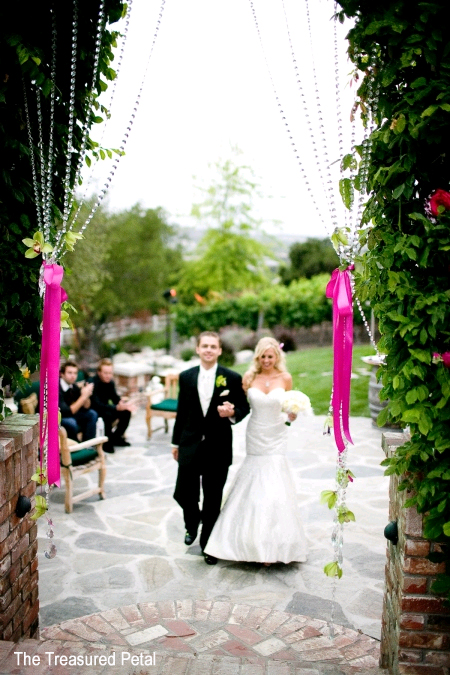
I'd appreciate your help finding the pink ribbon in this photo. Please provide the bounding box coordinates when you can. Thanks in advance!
[326,267,354,453]
[40,263,67,486]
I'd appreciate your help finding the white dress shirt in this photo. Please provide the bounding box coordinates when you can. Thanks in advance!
[198,364,217,417]
[60,378,73,392]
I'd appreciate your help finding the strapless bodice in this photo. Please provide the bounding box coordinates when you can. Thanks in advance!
[246,387,287,455]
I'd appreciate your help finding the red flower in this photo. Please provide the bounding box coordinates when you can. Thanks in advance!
[429,189,450,217]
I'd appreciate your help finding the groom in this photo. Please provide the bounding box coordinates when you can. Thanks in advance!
[172,331,250,564]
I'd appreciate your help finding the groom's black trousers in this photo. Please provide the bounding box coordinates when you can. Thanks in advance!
[174,444,229,551]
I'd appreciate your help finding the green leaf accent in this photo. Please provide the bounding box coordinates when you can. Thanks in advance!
[339,178,353,210]
[324,561,343,579]
[320,490,337,509]
[377,406,390,428]
[409,349,431,364]
[421,105,438,118]
[341,154,357,171]
[30,494,48,520]
[393,184,405,199]
[411,77,427,88]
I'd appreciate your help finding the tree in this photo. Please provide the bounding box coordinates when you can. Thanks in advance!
[177,155,275,302]
[280,238,339,284]
[104,205,182,315]
[0,0,124,415]
[63,202,182,363]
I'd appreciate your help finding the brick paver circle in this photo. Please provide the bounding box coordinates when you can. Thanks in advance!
[0,599,384,674]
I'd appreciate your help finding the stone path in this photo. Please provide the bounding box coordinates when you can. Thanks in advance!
[1,599,384,674]
[2,411,397,674]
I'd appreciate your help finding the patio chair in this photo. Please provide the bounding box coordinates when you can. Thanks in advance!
[59,427,108,513]
[145,372,179,439]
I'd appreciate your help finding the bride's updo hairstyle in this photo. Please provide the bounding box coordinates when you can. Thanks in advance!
[244,337,287,387]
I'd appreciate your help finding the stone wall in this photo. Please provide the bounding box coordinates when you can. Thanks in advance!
[0,414,39,641]
[381,432,450,674]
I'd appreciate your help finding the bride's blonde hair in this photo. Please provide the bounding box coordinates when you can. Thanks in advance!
[244,337,287,387]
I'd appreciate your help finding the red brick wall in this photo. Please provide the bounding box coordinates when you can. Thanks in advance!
[0,414,39,642]
[381,432,450,674]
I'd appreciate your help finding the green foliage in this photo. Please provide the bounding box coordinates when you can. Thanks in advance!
[103,331,167,355]
[177,154,276,301]
[0,0,125,414]
[63,202,182,360]
[337,0,450,594]
[175,275,333,337]
[280,238,339,284]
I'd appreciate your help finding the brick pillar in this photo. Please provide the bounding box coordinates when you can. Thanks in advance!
[381,432,450,674]
[0,413,39,642]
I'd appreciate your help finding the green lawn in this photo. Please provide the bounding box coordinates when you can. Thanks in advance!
[230,345,377,417]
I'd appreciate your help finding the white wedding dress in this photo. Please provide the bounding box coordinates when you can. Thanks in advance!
[204,387,307,563]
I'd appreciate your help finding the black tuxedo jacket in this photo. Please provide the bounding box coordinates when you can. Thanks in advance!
[172,364,249,468]
[59,383,82,418]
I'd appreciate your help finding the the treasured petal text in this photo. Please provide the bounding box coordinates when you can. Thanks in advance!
[14,651,157,667]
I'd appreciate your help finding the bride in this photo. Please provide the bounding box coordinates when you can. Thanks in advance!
[204,337,307,564]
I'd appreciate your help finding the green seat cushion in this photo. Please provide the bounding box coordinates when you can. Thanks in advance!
[14,380,40,403]
[65,448,98,467]
[150,398,178,413]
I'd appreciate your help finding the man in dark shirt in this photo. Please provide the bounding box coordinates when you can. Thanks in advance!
[59,361,98,442]
[91,358,136,453]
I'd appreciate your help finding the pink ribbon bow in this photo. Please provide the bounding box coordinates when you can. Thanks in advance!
[326,267,354,453]
[39,263,67,486]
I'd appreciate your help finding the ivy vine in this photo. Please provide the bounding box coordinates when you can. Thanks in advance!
[336,0,450,596]
[0,0,125,417]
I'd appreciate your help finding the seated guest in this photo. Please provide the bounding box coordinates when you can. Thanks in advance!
[91,358,136,453]
[59,361,98,442]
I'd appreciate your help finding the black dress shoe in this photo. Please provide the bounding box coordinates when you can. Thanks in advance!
[184,531,197,545]
[113,438,131,447]
[103,446,115,454]
[203,553,218,565]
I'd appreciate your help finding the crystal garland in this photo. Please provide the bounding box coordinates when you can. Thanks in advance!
[69,0,134,225]
[55,0,107,248]
[325,41,381,636]
[53,0,166,258]
[247,0,332,235]
[248,0,382,633]
[280,0,336,222]
[22,0,166,557]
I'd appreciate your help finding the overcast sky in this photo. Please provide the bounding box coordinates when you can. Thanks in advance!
[86,0,358,239]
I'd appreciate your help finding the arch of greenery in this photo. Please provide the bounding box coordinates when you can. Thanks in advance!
[337,0,450,597]
[2,0,450,595]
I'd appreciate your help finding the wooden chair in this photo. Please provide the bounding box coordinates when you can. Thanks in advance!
[145,372,179,439]
[59,427,108,513]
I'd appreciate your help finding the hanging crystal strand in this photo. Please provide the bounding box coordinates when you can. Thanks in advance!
[57,0,79,247]
[40,377,57,558]
[35,90,50,235]
[280,0,335,226]
[63,0,107,230]
[332,4,352,256]
[348,54,379,264]
[42,10,58,252]
[22,82,44,233]
[303,0,343,240]
[247,0,330,234]
[349,270,380,355]
[56,0,166,256]
[69,0,134,226]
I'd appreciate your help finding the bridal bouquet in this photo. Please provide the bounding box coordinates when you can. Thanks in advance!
[282,390,312,425]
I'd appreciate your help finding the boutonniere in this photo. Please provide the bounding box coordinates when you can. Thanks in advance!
[216,375,227,387]
[219,389,230,397]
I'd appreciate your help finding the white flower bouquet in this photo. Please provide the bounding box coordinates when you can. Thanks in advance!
[281,390,312,425]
